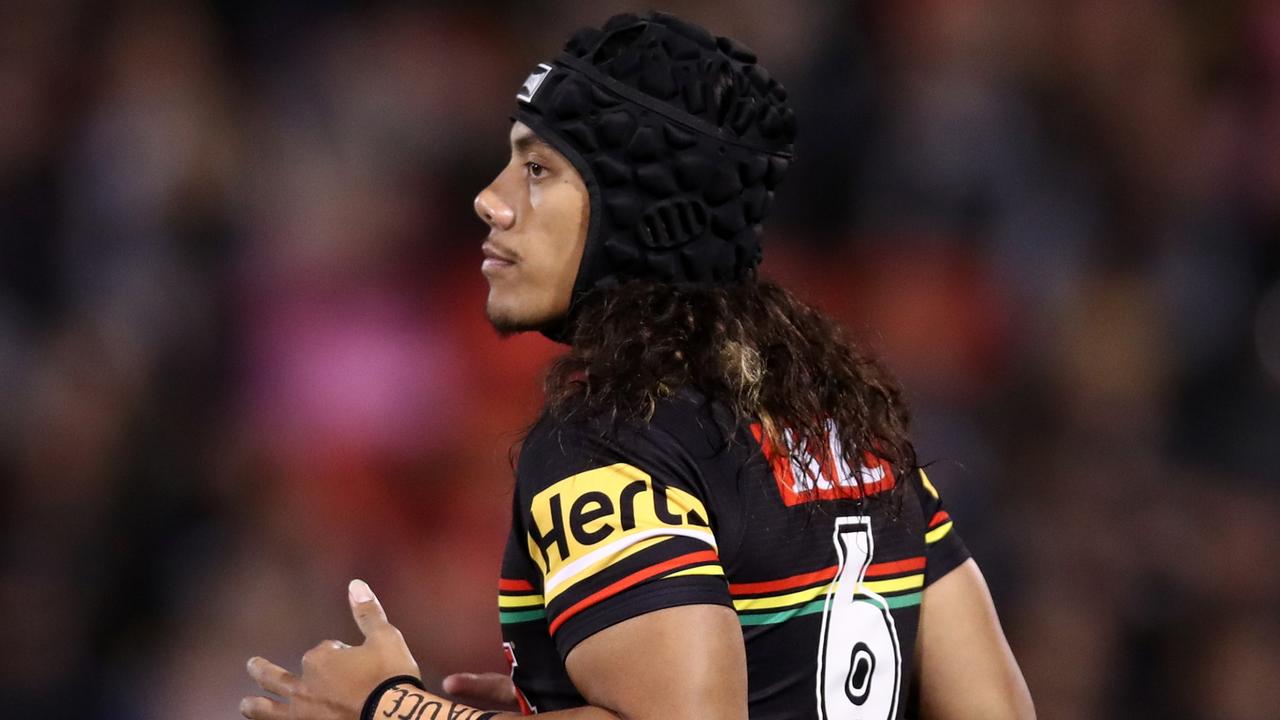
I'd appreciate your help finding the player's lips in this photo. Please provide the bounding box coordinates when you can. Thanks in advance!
[481,242,517,274]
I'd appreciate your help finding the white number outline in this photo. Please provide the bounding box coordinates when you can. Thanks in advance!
[814,516,902,720]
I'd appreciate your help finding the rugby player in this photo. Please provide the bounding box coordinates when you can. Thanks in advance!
[241,12,1033,720]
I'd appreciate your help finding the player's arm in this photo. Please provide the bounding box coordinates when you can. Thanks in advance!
[378,604,746,720]
[242,582,745,720]
[510,416,742,719]
[562,603,747,720]
[914,558,1034,720]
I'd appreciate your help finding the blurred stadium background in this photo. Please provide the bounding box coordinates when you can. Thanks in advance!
[2,1,1278,718]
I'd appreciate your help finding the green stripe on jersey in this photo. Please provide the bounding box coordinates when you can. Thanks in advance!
[737,599,827,626]
[499,608,547,624]
[881,591,922,609]
[737,591,923,626]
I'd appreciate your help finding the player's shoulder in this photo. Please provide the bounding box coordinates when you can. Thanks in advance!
[642,387,745,455]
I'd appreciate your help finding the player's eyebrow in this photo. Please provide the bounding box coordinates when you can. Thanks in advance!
[511,131,553,155]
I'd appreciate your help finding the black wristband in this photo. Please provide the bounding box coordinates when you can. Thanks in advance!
[361,674,424,720]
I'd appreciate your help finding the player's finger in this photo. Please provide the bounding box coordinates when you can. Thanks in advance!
[348,578,390,638]
[246,656,300,697]
[442,672,519,708]
[239,695,289,720]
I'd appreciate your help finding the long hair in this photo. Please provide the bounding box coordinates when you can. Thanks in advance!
[542,278,916,509]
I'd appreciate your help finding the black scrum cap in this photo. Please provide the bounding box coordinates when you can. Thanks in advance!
[512,12,797,339]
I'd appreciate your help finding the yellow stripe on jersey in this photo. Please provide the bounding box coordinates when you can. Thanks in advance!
[497,593,545,609]
[542,527,719,602]
[733,573,925,612]
[919,469,940,499]
[542,534,672,603]
[662,565,726,580]
[862,574,924,595]
[925,521,954,545]
[734,582,833,612]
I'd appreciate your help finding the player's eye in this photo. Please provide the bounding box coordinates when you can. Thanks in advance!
[525,161,547,179]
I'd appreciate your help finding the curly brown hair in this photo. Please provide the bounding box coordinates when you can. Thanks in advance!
[541,278,916,509]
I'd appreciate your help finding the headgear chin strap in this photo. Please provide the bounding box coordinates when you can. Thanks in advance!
[512,12,797,342]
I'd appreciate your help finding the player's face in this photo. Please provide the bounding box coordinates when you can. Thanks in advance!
[474,121,589,334]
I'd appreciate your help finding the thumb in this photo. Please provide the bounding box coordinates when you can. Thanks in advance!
[348,578,390,638]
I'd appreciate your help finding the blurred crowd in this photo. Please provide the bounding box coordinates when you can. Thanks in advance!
[1,1,1277,719]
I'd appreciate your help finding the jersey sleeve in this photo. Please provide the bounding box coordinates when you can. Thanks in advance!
[513,413,733,658]
[914,469,971,586]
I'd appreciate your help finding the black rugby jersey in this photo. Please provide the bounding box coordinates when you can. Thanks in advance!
[497,391,970,719]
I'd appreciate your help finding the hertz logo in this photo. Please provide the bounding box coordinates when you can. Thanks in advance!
[526,464,713,596]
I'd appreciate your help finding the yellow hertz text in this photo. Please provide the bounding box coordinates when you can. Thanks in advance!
[527,464,715,600]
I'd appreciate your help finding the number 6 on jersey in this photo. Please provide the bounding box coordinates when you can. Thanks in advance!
[815,516,902,719]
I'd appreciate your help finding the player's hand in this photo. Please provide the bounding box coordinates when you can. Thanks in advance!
[442,672,519,711]
[241,579,421,720]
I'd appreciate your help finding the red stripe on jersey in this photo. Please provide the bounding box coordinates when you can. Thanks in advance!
[928,511,950,528]
[730,566,838,596]
[499,578,535,592]
[548,550,721,636]
[864,557,926,577]
[730,558,925,595]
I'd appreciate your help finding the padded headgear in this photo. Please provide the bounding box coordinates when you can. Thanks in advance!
[513,12,796,328]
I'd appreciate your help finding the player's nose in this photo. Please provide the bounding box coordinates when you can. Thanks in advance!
[474,185,515,231]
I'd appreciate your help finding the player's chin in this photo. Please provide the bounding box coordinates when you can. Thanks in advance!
[485,294,551,337]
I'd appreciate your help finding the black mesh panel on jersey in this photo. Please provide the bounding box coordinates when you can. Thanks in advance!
[512,12,797,335]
